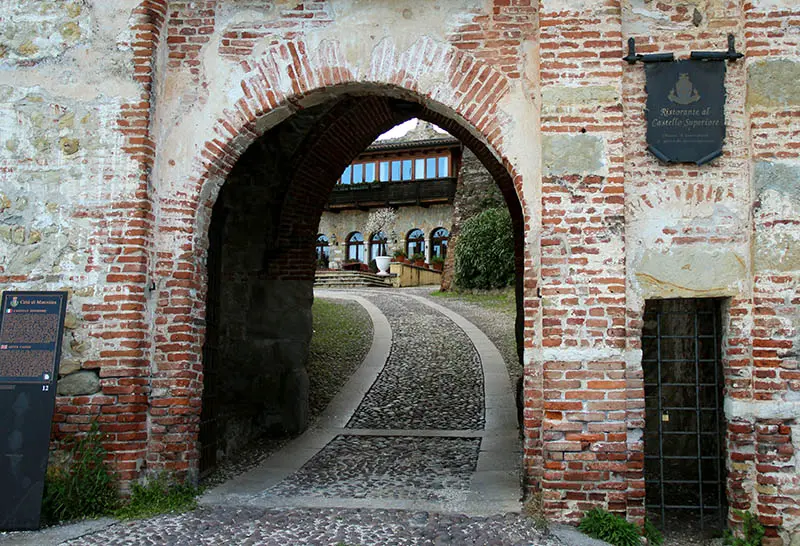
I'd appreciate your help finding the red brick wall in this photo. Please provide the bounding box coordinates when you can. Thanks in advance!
[147,32,532,479]
[52,1,167,484]
[537,0,628,522]
[12,1,793,538]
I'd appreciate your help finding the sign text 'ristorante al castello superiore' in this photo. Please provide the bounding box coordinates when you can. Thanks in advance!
[645,59,726,165]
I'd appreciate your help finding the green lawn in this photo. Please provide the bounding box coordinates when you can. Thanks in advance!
[307,297,373,418]
[431,286,516,312]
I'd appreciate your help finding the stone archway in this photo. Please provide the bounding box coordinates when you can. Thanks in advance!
[147,39,540,487]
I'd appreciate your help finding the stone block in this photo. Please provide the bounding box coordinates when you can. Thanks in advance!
[755,229,800,273]
[57,370,99,396]
[542,134,605,176]
[754,161,800,200]
[59,359,81,376]
[635,245,746,298]
[541,85,618,112]
[748,60,800,108]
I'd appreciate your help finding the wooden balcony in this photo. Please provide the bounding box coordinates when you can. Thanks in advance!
[326,177,457,211]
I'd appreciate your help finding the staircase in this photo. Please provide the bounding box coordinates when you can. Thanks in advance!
[314,270,393,288]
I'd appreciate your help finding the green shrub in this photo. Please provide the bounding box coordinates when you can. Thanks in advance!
[578,508,641,546]
[411,252,425,262]
[115,474,199,520]
[41,422,119,524]
[430,256,445,265]
[454,207,515,290]
[643,518,664,546]
[724,510,765,546]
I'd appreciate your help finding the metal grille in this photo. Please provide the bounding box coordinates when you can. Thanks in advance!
[199,204,225,478]
[642,298,726,532]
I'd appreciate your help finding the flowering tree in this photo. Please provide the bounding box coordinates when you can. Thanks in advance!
[364,207,398,258]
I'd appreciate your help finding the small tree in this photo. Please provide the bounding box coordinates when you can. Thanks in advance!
[454,207,515,289]
[364,208,397,256]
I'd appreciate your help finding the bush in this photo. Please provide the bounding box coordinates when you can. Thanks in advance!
[41,422,119,524]
[643,519,664,546]
[578,508,641,546]
[115,474,199,520]
[724,510,765,546]
[454,207,515,289]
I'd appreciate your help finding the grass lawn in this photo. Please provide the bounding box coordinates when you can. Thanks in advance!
[307,297,373,418]
[430,286,516,313]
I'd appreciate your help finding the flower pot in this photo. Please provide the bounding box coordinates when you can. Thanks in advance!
[432,262,444,271]
[375,255,391,276]
[414,259,425,267]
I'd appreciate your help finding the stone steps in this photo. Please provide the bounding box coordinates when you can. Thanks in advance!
[314,270,393,288]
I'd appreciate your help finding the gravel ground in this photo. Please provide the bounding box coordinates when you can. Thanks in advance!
[266,435,481,501]
[60,507,563,546]
[407,287,521,386]
[656,511,726,546]
[347,293,484,431]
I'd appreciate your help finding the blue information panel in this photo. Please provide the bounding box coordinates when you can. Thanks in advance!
[0,291,68,530]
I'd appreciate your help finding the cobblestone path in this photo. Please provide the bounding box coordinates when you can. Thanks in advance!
[347,295,484,431]
[2,289,589,545]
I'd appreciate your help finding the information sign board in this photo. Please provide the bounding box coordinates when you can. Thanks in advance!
[0,291,68,530]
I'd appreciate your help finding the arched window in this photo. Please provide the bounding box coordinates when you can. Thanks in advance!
[431,227,449,259]
[406,229,425,257]
[346,232,364,262]
[369,231,387,260]
[316,234,330,267]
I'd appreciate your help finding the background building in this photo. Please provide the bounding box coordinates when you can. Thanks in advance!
[318,120,459,269]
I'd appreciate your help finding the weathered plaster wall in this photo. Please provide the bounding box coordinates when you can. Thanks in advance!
[1,0,798,540]
[0,0,156,483]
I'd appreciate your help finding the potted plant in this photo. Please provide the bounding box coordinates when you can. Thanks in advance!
[365,207,398,276]
[392,249,407,263]
[430,255,445,271]
[342,258,361,271]
[411,252,425,267]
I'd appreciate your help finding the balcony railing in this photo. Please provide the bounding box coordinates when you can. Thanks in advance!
[326,177,457,210]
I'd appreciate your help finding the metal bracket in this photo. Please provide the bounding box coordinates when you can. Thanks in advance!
[690,34,744,62]
[623,34,744,65]
[623,38,674,64]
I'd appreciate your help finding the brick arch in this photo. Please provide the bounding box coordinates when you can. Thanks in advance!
[149,38,536,482]
[189,38,519,239]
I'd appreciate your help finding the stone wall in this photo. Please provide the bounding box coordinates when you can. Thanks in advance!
[441,147,506,290]
[318,205,454,267]
[0,0,798,540]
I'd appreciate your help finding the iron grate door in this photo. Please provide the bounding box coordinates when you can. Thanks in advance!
[642,298,726,532]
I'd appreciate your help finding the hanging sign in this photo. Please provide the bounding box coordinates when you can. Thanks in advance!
[0,291,68,530]
[645,59,726,165]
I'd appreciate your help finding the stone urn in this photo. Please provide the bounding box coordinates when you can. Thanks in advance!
[375,255,391,276]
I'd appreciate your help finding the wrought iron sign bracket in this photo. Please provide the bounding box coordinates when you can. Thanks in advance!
[623,35,743,65]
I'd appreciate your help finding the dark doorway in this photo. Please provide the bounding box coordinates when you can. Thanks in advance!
[199,199,226,477]
[643,298,726,534]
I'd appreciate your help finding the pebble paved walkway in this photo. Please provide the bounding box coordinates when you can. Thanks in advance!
[1,288,597,546]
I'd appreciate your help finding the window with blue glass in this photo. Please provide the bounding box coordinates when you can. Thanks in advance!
[346,232,364,261]
[406,228,425,257]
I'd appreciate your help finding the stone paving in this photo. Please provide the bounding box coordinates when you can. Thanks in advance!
[347,294,484,430]
[0,288,604,546]
[267,435,481,500]
[59,507,565,546]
